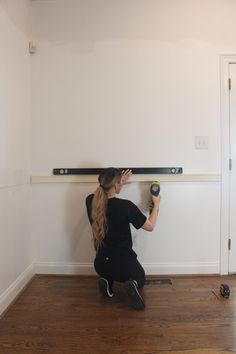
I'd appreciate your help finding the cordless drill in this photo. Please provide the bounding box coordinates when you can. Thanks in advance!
[149,181,160,214]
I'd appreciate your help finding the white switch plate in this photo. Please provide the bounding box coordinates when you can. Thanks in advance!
[195,136,208,149]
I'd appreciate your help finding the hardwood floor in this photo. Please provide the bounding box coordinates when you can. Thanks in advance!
[0,274,236,353]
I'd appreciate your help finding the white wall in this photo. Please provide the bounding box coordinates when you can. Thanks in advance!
[32,181,221,275]
[31,0,236,174]
[0,0,33,315]
[30,0,236,274]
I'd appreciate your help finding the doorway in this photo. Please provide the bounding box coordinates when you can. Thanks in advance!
[220,57,236,274]
[228,63,236,272]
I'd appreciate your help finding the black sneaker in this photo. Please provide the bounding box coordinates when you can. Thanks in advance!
[124,280,145,310]
[98,278,114,298]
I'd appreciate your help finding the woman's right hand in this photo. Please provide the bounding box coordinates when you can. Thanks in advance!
[152,194,161,207]
[121,169,132,184]
[142,194,161,231]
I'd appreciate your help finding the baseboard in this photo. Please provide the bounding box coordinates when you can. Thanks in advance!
[0,263,35,317]
[34,261,219,276]
[144,262,219,275]
[34,262,96,275]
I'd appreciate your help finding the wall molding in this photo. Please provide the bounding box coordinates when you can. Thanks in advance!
[34,261,219,276]
[144,262,219,275]
[34,262,96,275]
[0,263,35,317]
[31,174,221,184]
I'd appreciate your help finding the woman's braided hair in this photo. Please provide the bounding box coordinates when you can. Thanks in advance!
[91,167,122,251]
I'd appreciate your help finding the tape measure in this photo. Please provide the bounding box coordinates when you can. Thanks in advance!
[220,283,230,298]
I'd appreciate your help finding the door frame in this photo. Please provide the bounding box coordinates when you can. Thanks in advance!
[220,55,236,274]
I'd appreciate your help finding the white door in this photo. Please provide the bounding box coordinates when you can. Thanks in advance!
[229,63,236,272]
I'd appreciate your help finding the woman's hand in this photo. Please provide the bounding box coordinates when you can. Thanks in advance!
[121,169,132,184]
[142,194,161,231]
[152,194,161,207]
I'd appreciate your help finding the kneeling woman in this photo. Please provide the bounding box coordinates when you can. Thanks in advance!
[86,167,161,310]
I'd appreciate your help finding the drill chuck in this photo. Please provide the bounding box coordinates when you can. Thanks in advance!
[150,181,160,196]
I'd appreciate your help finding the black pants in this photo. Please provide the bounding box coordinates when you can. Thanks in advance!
[94,247,145,288]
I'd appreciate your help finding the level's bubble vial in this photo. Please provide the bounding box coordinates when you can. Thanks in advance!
[60,169,64,174]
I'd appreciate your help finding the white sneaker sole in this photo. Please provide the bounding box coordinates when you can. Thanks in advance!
[99,278,114,298]
[124,280,145,310]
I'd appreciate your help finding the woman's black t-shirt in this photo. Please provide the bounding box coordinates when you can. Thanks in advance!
[86,194,147,252]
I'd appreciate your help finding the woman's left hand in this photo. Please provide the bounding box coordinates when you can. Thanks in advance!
[121,169,132,184]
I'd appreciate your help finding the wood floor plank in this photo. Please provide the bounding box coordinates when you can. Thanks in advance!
[0,275,236,353]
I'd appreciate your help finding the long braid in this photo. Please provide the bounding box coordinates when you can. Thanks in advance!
[91,186,108,251]
[91,168,122,251]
